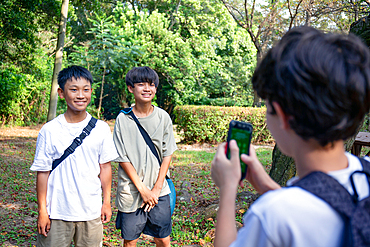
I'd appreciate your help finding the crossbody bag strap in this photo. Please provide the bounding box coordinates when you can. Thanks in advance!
[51,117,98,172]
[121,108,168,179]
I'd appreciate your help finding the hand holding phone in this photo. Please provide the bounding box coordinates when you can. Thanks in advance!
[226,120,253,181]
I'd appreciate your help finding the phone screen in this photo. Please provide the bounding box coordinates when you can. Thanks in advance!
[226,121,252,180]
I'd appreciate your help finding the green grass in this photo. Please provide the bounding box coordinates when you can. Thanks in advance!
[0,131,273,246]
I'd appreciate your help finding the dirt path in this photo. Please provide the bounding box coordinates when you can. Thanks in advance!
[0,125,42,138]
[0,124,272,152]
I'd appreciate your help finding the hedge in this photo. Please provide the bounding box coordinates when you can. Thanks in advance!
[173,105,274,144]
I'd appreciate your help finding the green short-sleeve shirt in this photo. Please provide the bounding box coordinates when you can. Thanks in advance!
[113,106,177,212]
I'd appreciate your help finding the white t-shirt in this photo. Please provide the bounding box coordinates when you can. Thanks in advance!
[230,152,370,247]
[31,113,118,221]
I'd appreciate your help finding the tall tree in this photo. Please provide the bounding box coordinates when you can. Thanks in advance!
[87,14,137,118]
[47,0,69,121]
[220,0,284,106]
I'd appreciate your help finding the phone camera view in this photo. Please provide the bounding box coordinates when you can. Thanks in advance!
[230,127,251,155]
[226,120,253,180]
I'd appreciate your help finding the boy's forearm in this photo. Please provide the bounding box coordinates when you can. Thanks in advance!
[214,186,238,247]
[153,155,172,191]
[36,171,50,214]
[100,162,112,204]
[119,162,146,192]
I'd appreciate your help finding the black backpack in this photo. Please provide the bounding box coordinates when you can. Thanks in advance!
[294,158,370,247]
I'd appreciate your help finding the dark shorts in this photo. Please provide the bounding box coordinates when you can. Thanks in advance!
[115,195,172,240]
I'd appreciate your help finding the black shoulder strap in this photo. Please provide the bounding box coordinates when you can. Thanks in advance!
[294,158,370,247]
[350,158,370,203]
[121,108,162,166]
[51,117,98,172]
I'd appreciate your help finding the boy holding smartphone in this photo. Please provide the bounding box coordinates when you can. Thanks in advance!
[211,26,370,246]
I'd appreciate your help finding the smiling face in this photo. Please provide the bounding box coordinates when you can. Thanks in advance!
[57,77,92,114]
[128,82,157,104]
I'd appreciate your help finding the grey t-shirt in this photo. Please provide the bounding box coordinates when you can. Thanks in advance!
[113,106,177,212]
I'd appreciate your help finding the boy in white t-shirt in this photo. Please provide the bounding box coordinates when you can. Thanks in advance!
[31,65,118,246]
[211,26,370,247]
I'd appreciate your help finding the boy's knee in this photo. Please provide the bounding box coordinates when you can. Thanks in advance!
[154,236,170,247]
[123,238,139,247]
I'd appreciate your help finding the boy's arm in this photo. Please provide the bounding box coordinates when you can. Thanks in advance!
[211,141,280,247]
[152,155,172,196]
[100,161,112,223]
[36,171,51,237]
[146,155,172,212]
[119,162,159,211]
[211,141,240,247]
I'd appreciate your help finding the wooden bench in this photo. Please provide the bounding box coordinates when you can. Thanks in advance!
[351,132,370,157]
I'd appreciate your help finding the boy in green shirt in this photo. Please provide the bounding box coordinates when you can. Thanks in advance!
[113,66,177,246]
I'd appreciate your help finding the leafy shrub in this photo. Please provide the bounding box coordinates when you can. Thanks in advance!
[0,65,50,126]
[174,105,273,144]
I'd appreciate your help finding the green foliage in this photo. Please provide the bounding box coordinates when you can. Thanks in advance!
[174,105,273,144]
[66,1,257,119]
[0,0,60,70]
[68,12,143,119]
[110,2,256,112]
[0,60,51,126]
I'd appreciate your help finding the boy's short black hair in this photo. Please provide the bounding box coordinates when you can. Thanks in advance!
[125,66,159,88]
[253,26,370,146]
[57,65,93,90]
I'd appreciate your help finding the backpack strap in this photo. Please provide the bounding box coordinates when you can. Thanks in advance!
[293,157,370,247]
[350,158,370,203]
[51,117,97,172]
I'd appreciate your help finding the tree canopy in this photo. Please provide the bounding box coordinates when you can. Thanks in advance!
[1,0,369,125]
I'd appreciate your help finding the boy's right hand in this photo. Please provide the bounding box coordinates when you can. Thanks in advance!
[37,210,51,237]
[241,145,281,194]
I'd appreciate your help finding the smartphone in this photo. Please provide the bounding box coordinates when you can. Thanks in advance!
[226,120,253,180]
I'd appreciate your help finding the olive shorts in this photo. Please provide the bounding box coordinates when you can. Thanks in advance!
[37,217,103,247]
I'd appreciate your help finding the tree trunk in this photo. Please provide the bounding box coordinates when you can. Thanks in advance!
[253,50,263,107]
[305,0,313,26]
[270,128,362,187]
[349,14,370,47]
[269,144,296,187]
[47,0,69,122]
[119,92,129,108]
[97,67,106,119]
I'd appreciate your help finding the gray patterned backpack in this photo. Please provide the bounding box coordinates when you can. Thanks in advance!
[294,158,370,247]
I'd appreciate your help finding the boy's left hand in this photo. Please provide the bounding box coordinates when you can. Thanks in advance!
[101,202,112,223]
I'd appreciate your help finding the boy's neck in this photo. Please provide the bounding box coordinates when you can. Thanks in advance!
[132,103,154,118]
[293,139,348,178]
[64,109,87,123]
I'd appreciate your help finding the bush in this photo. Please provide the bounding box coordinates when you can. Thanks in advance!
[174,105,273,144]
[0,65,50,126]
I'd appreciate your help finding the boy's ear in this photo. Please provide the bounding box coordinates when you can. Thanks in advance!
[127,85,134,93]
[272,101,291,130]
[57,88,65,99]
